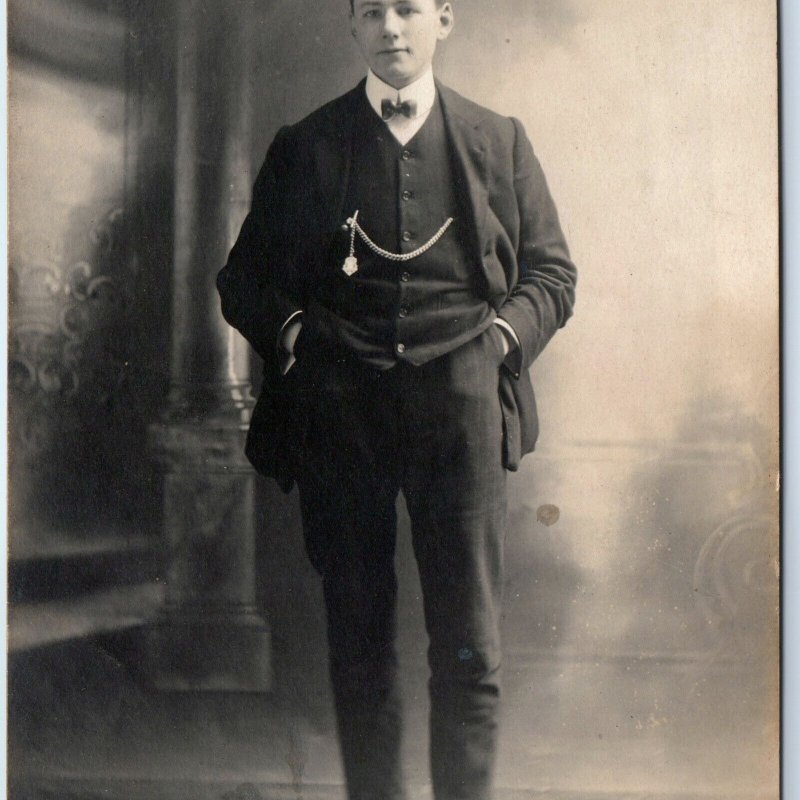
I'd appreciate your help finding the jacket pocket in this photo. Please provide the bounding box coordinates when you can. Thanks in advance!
[498,370,539,471]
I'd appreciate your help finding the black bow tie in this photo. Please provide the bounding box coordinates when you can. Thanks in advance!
[381,98,417,120]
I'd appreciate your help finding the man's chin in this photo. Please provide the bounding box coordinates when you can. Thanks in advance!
[372,66,422,90]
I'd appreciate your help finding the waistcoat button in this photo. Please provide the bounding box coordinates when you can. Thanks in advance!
[396,343,406,354]
[398,305,410,318]
[401,190,413,201]
[400,271,411,282]
[402,231,413,242]
[401,149,412,161]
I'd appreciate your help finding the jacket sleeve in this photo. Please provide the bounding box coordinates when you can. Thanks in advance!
[216,126,305,364]
[497,118,577,372]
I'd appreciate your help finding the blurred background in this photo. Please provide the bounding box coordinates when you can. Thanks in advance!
[7,1,779,798]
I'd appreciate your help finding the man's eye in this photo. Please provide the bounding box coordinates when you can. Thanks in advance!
[398,7,417,15]
[363,9,381,18]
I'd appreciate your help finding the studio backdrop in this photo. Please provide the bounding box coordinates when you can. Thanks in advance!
[8,1,778,797]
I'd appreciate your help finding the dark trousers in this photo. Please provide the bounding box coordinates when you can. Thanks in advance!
[295,325,509,800]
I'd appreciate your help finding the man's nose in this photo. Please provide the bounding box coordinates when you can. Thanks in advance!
[381,9,401,38]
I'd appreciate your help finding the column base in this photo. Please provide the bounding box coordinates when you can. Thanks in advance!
[142,611,271,692]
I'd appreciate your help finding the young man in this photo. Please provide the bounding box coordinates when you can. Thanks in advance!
[217,1,576,797]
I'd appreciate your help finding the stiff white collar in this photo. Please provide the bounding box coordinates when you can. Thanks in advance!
[365,67,436,121]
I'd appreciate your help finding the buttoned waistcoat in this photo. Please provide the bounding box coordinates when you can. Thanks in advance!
[217,79,577,492]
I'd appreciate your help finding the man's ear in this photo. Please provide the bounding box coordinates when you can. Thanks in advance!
[437,2,455,40]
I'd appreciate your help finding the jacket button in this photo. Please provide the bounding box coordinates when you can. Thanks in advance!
[402,231,413,242]
[398,305,410,318]
[396,343,406,354]
[400,271,411,282]
[401,190,413,201]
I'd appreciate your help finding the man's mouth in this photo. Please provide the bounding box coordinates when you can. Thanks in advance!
[379,48,409,55]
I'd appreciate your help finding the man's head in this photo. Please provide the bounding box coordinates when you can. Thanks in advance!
[350,0,454,90]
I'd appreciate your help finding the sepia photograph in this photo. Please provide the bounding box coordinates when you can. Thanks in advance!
[7,1,780,798]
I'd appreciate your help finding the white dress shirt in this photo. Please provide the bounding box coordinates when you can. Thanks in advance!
[365,67,437,146]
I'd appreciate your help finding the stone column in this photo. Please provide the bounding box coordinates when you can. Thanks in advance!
[145,0,270,691]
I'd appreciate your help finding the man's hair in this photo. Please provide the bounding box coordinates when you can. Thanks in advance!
[349,0,448,11]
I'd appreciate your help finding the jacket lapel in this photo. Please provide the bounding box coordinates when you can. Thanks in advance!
[437,82,490,265]
[310,80,490,251]
[311,82,363,231]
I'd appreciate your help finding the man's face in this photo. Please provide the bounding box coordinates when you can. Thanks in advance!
[350,0,454,89]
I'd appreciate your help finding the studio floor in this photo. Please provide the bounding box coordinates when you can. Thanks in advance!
[8,620,775,800]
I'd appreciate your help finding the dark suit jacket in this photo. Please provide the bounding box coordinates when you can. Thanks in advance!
[217,80,577,492]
